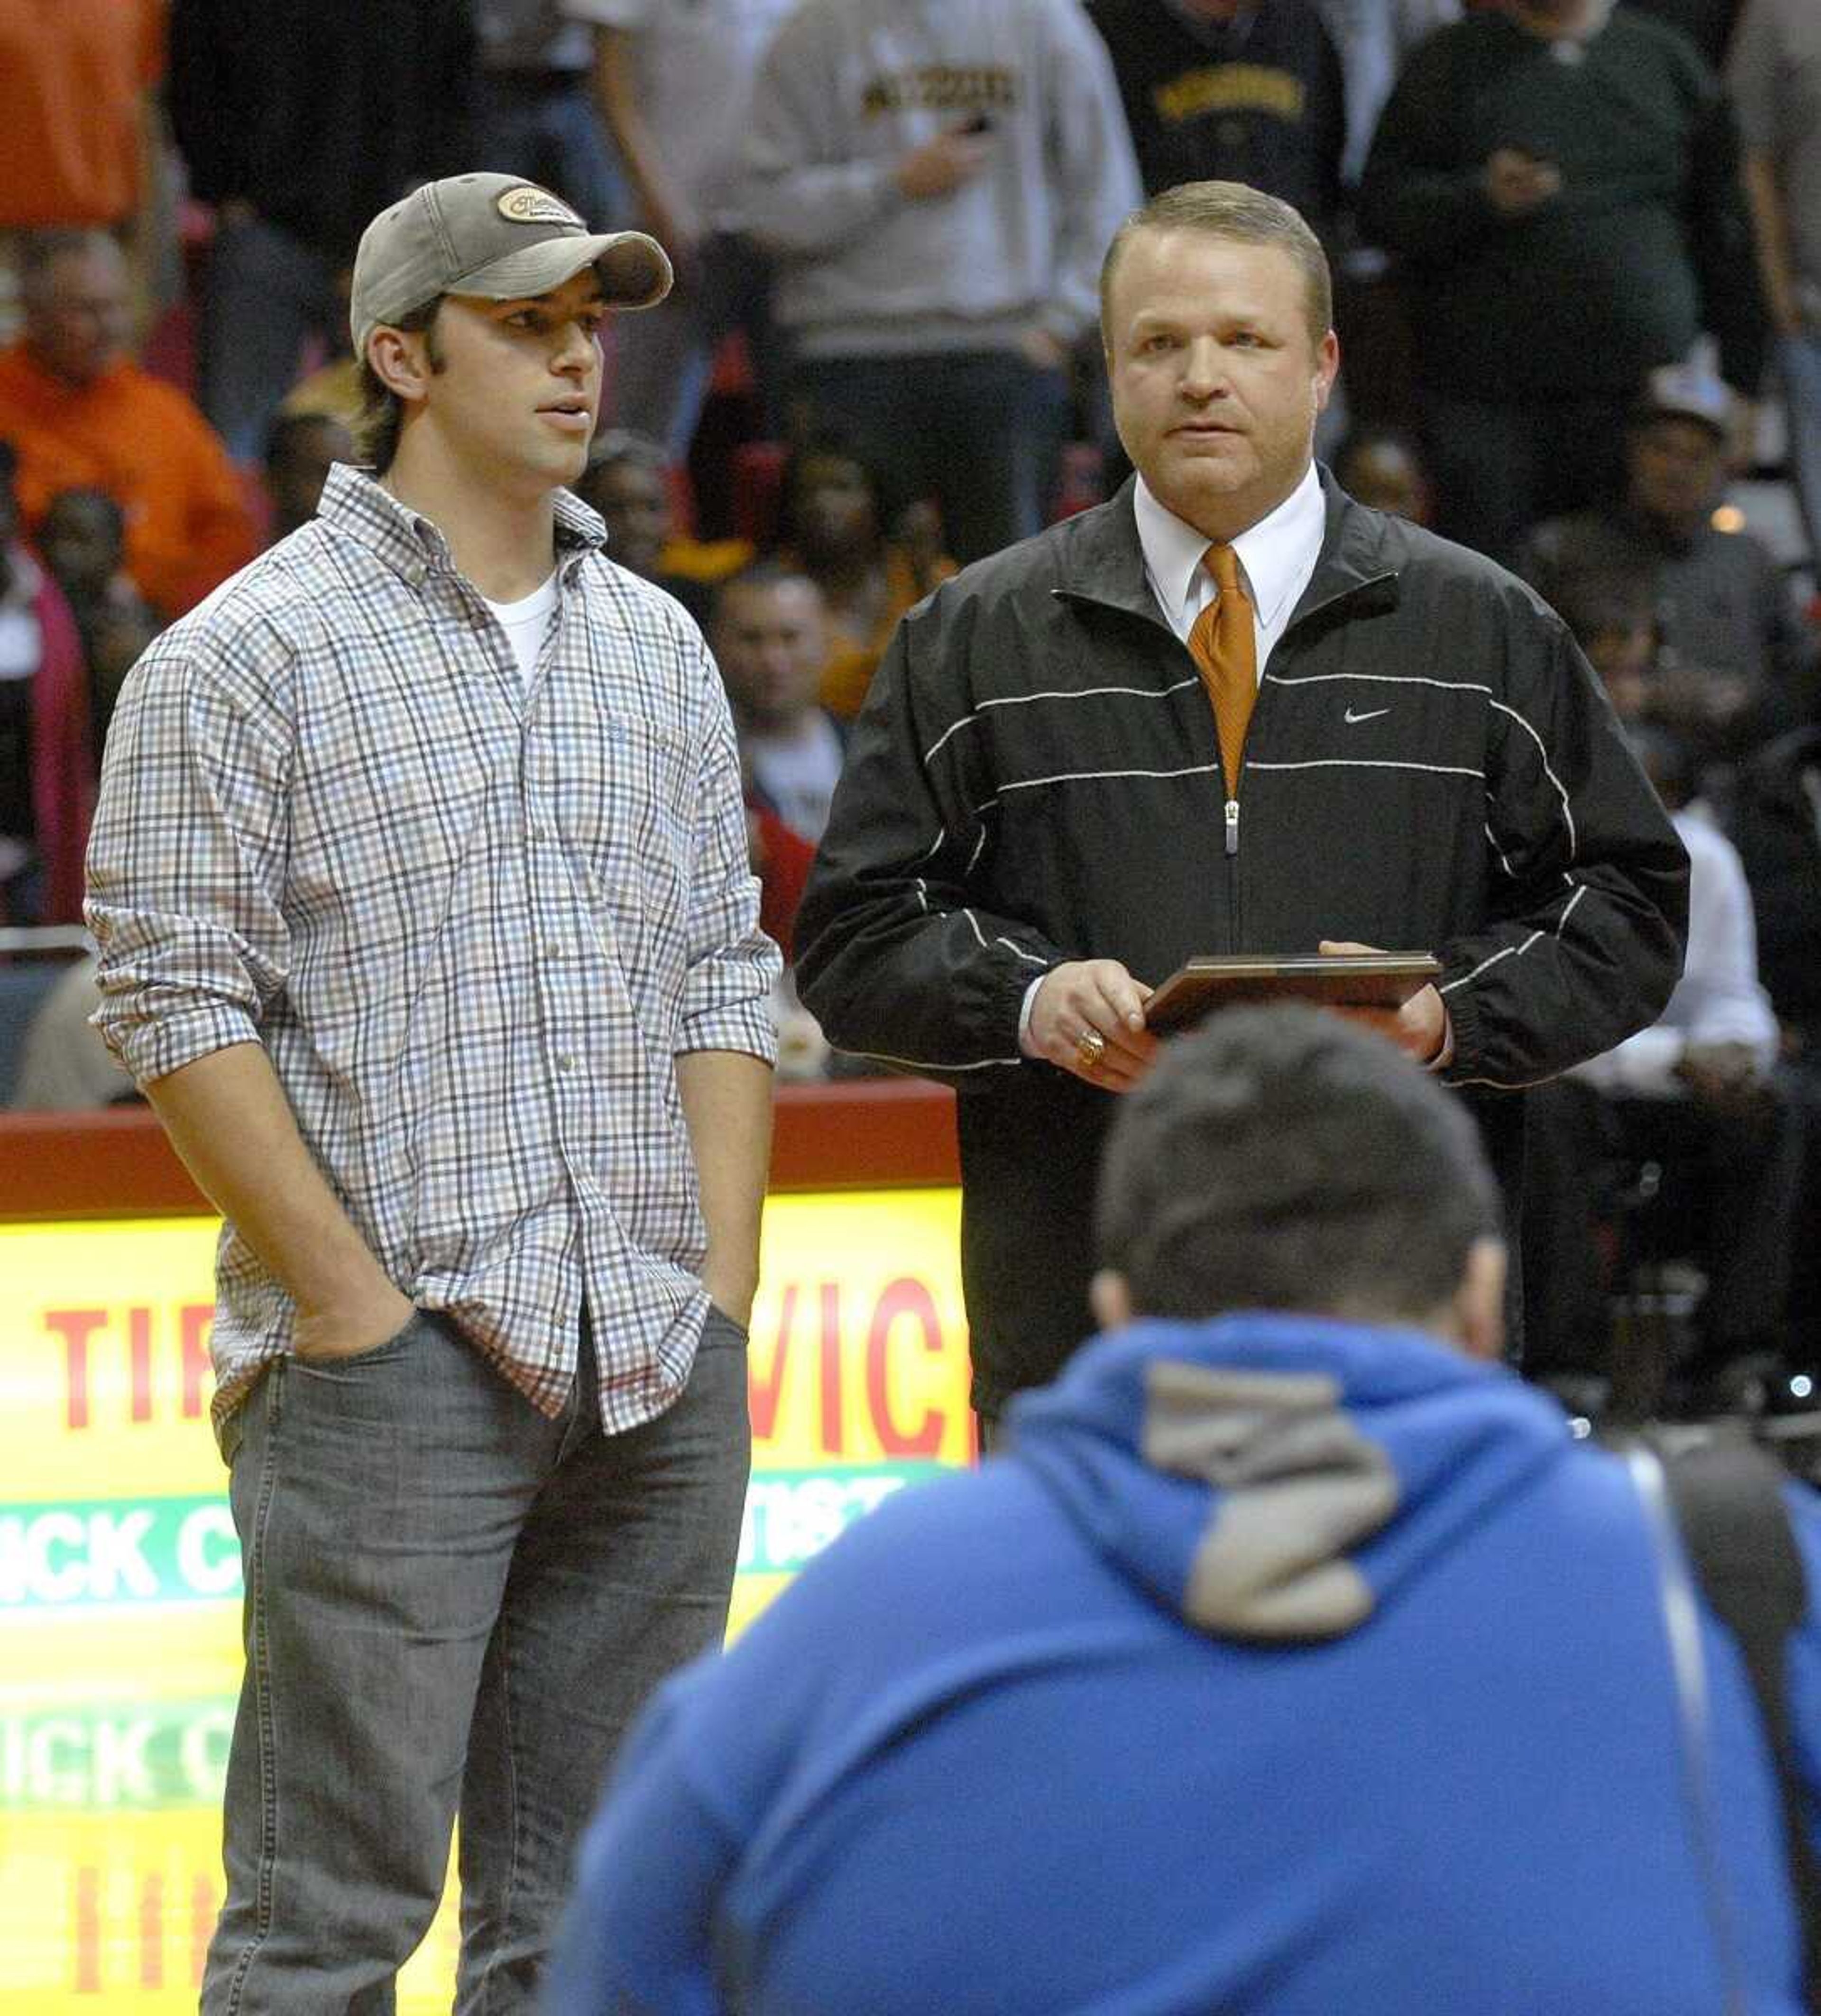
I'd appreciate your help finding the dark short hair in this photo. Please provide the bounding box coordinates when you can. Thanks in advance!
[1095,1007,1501,1325]
[1100,181,1332,349]
[715,557,817,610]
[354,298,443,474]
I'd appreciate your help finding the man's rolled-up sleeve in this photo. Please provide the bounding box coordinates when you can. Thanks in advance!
[84,637,295,1086]
[676,638,781,1061]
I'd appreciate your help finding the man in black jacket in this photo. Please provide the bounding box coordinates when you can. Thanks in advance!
[796,181,1688,1433]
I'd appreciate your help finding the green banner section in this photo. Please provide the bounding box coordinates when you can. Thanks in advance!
[0,1496,238,1612]
[0,1466,941,1615]
[736,1464,934,1574]
[0,1697,234,1812]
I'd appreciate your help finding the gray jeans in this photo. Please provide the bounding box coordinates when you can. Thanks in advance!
[202,1305,750,2014]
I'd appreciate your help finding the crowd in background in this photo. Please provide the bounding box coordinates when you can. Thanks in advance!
[1,0,1819,1407]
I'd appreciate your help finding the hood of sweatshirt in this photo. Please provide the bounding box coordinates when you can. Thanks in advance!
[1007,1311,1573,1643]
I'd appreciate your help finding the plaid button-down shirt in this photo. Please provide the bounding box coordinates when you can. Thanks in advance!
[87,466,779,1441]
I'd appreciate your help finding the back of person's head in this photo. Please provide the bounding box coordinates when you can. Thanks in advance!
[265,410,355,476]
[1095,1007,1502,1334]
[1099,181,1332,350]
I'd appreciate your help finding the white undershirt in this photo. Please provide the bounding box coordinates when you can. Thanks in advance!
[483,572,560,690]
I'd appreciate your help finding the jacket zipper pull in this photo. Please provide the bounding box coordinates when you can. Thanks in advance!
[1224,798,1240,856]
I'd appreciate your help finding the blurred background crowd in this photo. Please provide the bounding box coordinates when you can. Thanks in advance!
[0,0,1818,1415]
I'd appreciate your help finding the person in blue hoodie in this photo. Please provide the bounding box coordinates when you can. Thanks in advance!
[544,1006,1821,2016]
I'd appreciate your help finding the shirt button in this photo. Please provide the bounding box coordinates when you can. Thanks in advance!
[529,820,550,842]
[555,1054,578,1074]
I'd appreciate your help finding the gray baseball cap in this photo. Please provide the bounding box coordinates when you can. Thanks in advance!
[350,172,672,360]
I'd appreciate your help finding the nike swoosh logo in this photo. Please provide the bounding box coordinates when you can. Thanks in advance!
[1344,706,1390,725]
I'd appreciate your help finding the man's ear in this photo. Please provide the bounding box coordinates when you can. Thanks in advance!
[1451,1237,1507,1362]
[1090,1269,1132,1333]
[366,326,435,405]
[1314,329,1341,414]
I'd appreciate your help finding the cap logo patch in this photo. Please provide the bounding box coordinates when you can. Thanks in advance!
[497,187,582,228]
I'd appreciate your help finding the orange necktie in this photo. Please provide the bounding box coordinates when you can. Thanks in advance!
[1187,543,1257,796]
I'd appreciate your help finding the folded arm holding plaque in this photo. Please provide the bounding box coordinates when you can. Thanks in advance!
[1144,954,1443,1035]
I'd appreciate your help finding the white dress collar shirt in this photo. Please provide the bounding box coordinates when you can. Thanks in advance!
[1132,459,1327,674]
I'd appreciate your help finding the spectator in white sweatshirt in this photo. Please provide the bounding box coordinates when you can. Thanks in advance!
[739,0,1141,563]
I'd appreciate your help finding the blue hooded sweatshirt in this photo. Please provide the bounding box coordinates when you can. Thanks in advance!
[545,1315,1821,2015]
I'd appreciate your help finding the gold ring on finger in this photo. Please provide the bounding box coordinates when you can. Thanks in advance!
[1076,1026,1107,1070]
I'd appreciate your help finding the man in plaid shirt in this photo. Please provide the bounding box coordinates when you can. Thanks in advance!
[85,173,780,2012]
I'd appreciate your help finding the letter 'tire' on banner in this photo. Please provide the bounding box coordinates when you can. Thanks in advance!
[2,1222,225,1505]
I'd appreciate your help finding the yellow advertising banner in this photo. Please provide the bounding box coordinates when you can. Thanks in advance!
[0,1189,971,2011]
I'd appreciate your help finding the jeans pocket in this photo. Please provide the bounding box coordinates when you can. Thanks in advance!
[291,1309,424,1375]
[701,1303,750,1348]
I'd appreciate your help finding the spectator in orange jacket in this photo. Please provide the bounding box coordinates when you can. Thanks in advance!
[0,0,164,235]
[0,232,257,620]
